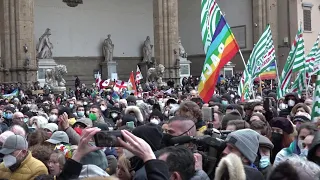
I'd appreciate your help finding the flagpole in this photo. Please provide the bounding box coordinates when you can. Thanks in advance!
[274,59,281,83]
[259,75,263,97]
[271,79,273,90]
[238,49,255,99]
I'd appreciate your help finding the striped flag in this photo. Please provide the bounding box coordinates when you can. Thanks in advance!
[291,71,306,94]
[277,28,303,98]
[310,50,320,76]
[239,25,276,101]
[250,25,276,79]
[254,62,276,81]
[307,34,320,77]
[199,0,239,102]
[311,71,320,121]
[292,28,305,72]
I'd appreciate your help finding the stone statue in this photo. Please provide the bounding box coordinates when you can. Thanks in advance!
[45,64,68,88]
[147,64,165,85]
[102,34,114,62]
[178,37,187,58]
[37,28,53,59]
[142,36,153,63]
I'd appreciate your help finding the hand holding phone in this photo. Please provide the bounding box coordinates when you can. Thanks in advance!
[94,130,124,147]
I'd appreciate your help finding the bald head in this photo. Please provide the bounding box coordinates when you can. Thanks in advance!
[13,112,24,119]
[12,112,25,125]
[167,116,196,136]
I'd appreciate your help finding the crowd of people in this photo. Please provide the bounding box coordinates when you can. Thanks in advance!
[0,75,319,180]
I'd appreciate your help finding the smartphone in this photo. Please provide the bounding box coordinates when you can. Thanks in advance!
[126,121,135,128]
[202,107,213,122]
[94,130,124,147]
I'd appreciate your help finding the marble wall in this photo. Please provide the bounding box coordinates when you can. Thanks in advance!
[34,0,154,57]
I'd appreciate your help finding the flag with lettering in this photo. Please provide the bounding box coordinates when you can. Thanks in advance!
[199,0,239,102]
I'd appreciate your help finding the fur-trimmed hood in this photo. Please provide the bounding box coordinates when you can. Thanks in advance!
[215,153,246,180]
[125,106,144,123]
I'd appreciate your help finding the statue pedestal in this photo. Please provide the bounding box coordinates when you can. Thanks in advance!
[38,58,57,87]
[138,61,153,83]
[51,86,66,95]
[179,58,192,85]
[101,61,118,80]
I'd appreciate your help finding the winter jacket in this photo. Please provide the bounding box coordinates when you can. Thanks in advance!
[65,127,80,145]
[190,170,210,180]
[145,159,170,180]
[0,152,48,180]
[274,140,305,166]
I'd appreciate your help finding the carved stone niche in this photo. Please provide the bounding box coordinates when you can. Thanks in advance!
[63,0,83,7]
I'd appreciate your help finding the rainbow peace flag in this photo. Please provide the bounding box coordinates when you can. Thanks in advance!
[255,62,276,81]
[199,0,239,102]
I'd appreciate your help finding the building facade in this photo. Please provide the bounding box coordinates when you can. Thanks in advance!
[0,0,319,87]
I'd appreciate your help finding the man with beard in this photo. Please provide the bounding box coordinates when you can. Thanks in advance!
[0,135,48,179]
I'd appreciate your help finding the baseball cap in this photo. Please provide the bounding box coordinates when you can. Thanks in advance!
[0,135,28,155]
[73,118,93,128]
[43,123,59,133]
[45,131,69,144]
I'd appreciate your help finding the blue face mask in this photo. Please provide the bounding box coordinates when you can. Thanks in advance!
[221,100,229,106]
[4,112,13,120]
[259,156,270,169]
[300,149,308,157]
[69,104,74,109]
[77,111,85,117]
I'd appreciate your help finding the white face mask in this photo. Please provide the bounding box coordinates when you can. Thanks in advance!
[111,113,118,118]
[150,118,160,125]
[279,103,287,110]
[49,115,58,122]
[3,150,21,168]
[164,111,169,117]
[100,106,107,111]
[288,100,295,107]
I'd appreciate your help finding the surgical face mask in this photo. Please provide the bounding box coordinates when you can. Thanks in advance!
[259,156,270,169]
[89,113,98,121]
[111,113,118,118]
[69,104,74,109]
[24,118,29,123]
[49,115,58,122]
[221,100,229,105]
[279,103,287,110]
[288,100,295,107]
[77,111,85,117]
[150,118,160,125]
[164,111,169,117]
[27,104,31,108]
[4,112,13,119]
[3,150,21,168]
[230,94,235,99]
[300,149,308,157]
[100,106,107,111]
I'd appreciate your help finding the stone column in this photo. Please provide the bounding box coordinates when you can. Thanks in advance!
[153,0,180,84]
[0,0,37,84]
[266,0,278,53]
[252,0,269,43]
